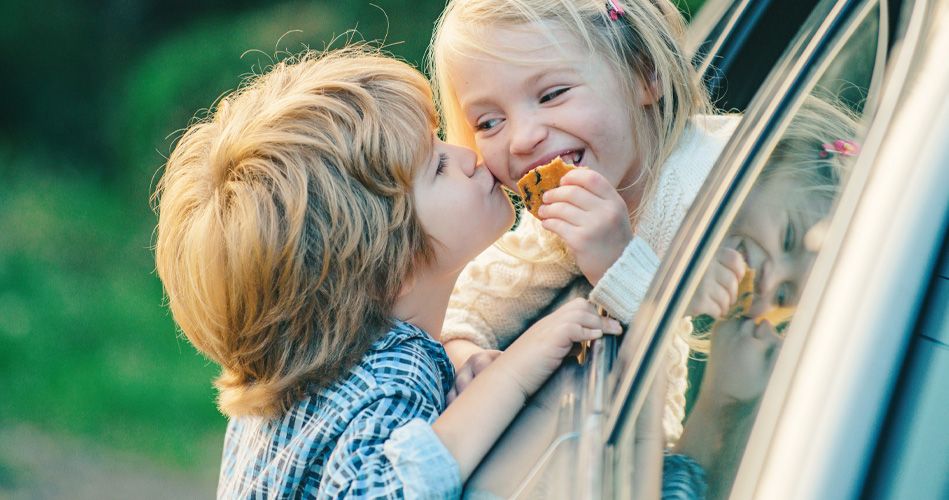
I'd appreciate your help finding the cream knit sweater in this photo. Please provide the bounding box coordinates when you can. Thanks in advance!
[443,115,740,444]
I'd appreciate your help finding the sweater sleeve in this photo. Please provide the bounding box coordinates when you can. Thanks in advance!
[588,235,660,324]
[442,215,581,350]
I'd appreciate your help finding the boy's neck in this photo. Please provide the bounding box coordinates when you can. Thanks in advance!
[392,268,462,341]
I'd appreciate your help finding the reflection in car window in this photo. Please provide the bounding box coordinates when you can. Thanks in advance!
[671,95,860,499]
[613,3,884,500]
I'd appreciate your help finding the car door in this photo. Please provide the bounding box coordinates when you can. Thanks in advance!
[736,0,949,496]
[604,2,949,499]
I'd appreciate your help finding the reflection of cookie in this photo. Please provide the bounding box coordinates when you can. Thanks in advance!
[517,157,582,219]
[755,306,795,327]
[726,268,755,319]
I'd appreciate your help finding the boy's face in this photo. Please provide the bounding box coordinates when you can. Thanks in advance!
[448,25,647,207]
[414,137,516,274]
[724,172,831,317]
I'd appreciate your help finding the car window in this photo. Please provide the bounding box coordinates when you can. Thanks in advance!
[688,0,830,112]
[609,1,887,498]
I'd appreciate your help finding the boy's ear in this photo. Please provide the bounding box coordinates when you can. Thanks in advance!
[397,275,417,298]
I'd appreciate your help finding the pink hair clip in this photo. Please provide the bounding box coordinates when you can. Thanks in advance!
[607,0,625,20]
[819,140,860,159]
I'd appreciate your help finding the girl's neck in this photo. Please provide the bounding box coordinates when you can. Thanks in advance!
[391,268,462,341]
[620,175,647,216]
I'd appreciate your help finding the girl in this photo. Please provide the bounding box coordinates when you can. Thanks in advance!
[429,0,739,443]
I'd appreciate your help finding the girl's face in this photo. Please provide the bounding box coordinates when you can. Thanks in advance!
[448,25,648,208]
[413,137,516,274]
[724,172,831,317]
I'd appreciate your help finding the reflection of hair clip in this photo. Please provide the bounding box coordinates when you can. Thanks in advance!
[606,0,625,20]
[819,140,860,159]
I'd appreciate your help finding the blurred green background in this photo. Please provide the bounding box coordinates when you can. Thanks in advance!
[0,0,703,496]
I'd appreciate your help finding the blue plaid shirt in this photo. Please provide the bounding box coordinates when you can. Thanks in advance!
[218,320,460,499]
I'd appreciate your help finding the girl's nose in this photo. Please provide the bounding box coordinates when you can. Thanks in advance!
[749,261,783,316]
[509,115,546,155]
[757,260,782,296]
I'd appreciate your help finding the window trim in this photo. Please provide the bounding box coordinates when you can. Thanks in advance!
[604,0,880,450]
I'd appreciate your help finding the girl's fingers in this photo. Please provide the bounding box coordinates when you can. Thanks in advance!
[538,200,588,226]
[541,217,581,243]
[583,328,604,340]
[718,247,747,278]
[714,267,739,303]
[559,168,617,199]
[697,296,724,319]
[711,286,731,316]
[542,184,602,211]
[559,298,623,334]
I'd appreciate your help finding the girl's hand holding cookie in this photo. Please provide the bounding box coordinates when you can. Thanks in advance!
[537,168,633,286]
[687,247,747,318]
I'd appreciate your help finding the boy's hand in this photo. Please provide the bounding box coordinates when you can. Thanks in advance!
[497,298,623,398]
[447,349,502,405]
[537,169,633,286]
[687,247,746,318]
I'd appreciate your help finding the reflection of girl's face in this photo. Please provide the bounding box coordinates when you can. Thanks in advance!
[723,172,831,317]
[707,317,783,402]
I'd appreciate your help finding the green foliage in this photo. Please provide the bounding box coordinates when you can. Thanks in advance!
[111,0,445,195]
[1,0,707,476]
[0,142,224,469]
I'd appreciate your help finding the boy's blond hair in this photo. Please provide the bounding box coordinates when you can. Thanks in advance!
[429,0,711,221]
[153,47,438,418]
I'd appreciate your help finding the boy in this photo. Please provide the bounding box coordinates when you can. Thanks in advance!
[153,46,621,499]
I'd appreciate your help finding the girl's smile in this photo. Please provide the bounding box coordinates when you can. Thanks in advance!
[725,173,832,317]
[448,24,652,210]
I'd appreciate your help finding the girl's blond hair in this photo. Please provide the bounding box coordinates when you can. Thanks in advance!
[428,0,711,219]
[153,47,438,418]
[685,94,859,354]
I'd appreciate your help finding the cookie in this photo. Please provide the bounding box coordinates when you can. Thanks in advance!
[726,268,755,319]
[755,306,795,327]
[516,156,582,219]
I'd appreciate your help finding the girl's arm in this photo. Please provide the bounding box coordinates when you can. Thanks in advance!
[442,214,581,363]
[433,298,622,479]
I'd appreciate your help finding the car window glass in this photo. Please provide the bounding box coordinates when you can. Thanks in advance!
[611,3,884,499]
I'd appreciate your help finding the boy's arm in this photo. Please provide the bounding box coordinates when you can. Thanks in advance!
[321,387,459,500]
[433,298,622,479]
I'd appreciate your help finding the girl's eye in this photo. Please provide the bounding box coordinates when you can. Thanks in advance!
[784,220,795,252]
[539,87,569,104]
[476,118,502,132]
[436,153,448,176]
[775,282,794,307]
